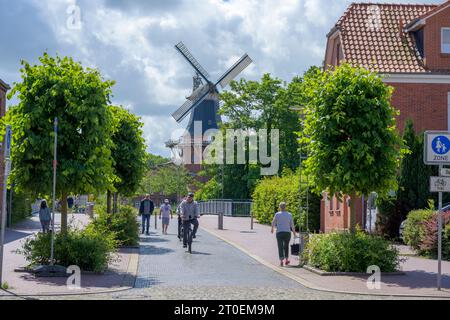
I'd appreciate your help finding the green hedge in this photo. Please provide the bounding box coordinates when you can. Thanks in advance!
[20,228,117,273]
[403,209,434,251]
[252,170,320,231]
[8,190,33,225]
[303,231,400,273]
[87,205,139,247]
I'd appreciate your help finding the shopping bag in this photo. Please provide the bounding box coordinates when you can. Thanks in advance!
[291,237,300,256]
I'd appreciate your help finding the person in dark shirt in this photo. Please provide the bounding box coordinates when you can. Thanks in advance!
[139,195,154,235]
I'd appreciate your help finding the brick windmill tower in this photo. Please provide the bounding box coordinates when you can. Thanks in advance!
[169,42,252,181]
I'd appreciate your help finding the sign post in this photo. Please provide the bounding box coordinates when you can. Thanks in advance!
[424,131,450,291]
[50,118,58,266]
[0,125,12,286]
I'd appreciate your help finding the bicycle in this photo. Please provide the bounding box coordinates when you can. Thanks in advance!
[180,219,194,254]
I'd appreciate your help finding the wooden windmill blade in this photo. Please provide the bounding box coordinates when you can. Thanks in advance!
[171,84,211,123]
[175,42,211,83]
[216,54,253,89]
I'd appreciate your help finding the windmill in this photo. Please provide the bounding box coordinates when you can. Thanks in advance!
[172,41,253,137]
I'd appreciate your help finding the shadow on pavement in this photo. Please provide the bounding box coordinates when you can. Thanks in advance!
[139,237,169,244]
[139,245,174,256]
[378,271,450,290]
[5,230,33,245]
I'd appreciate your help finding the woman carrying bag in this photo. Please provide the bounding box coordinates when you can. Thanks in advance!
[271,202,297,267]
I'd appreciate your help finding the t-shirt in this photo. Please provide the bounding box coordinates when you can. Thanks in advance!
[160,204,172,218]
[272,211,294,233]
[180,200,200,221]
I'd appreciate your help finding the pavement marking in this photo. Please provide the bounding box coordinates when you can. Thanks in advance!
[201,226,450,299]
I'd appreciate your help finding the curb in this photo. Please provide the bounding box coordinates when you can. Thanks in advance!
[201,226,450,299]
[0,248,140,298]
[302,265,406,277]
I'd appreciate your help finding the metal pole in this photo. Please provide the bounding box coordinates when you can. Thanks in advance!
[8,183,13,228]
[50,118,57,266]
[0,125,12,285]
[438,164,443,291]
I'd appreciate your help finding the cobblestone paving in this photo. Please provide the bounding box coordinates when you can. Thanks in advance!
[0,221,433,300]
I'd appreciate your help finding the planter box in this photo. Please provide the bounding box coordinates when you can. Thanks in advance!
[303,265,405,277]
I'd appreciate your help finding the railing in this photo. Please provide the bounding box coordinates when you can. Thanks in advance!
[198,200,252,217]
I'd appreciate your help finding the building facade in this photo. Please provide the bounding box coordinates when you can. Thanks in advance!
[321,1,450,232]
[0,79,10,220]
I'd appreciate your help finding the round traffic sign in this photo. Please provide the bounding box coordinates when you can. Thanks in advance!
[432,136,450,155]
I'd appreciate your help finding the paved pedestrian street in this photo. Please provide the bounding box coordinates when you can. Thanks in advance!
[0,221,430,300]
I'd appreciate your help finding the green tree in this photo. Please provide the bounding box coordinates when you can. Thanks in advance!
[140,162,195,201]
[301,64,405,232]
[377,120,437,238]
[6,53,116,233]
[108,106,147,213]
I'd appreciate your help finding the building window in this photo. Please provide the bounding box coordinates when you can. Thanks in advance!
[442,28,450,54]
[336,44,341,66]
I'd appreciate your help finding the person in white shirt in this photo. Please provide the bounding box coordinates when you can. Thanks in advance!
[159,199,173,235]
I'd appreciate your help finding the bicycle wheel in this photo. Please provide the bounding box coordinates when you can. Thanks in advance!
[188,227,193,254]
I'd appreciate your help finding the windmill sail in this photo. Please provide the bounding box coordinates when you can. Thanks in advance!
[172,84,210,122]
[175,42,210,82]
[216,54,253,89]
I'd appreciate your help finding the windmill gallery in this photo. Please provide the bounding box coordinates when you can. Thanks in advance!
[166,42,278,178]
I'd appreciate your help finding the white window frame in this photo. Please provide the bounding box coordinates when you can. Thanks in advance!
[442,28,450,54]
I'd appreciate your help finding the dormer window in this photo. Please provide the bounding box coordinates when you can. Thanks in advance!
[442,28,450,54]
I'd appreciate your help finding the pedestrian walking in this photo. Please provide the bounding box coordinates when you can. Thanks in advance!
[271,202,297,267]
[160,199,173,235]
[39,199,52,234]
[139,195,154,235]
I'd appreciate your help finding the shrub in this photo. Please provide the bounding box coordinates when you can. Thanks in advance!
[87,205,139,247]
[20,228,117,272]
[419,211,450,259]
[303,231,400,273]
[9,190,33,224]
[403,210,434,251]
[252,170,321,232]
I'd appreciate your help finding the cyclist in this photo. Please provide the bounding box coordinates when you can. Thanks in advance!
[176,195,186,240]
[179,192,200,248]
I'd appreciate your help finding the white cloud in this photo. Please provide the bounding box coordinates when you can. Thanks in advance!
[3,0,439,157]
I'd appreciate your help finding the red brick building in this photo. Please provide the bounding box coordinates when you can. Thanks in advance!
[321,1,450,232]
[0,79,10,218]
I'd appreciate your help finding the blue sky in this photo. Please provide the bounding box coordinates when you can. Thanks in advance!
[0,0,439,157]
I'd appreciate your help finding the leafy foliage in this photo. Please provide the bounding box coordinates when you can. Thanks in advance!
[140,163,195,197]
[252,169,321,231]
[87,205,139,247]
[20,228,117,272]
[109,106,147,197]
[6,53,116,232]
[377,121,437,238]
[403,209,435,251]
[420,212,450,259]
[300,64,404,230]
[304,231,400,272]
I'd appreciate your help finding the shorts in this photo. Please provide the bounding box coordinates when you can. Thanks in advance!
[162,217,170,225]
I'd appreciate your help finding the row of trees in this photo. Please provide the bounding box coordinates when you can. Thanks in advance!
[4,53,148,233]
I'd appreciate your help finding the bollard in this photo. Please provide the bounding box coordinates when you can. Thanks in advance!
[251,210,254,230]
[218,212,224,230]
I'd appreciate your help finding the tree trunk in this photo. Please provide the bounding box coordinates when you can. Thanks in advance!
[107,190,112,214]
[61,191,68,235]
[113,192,118,214]
[349,191,357,233]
